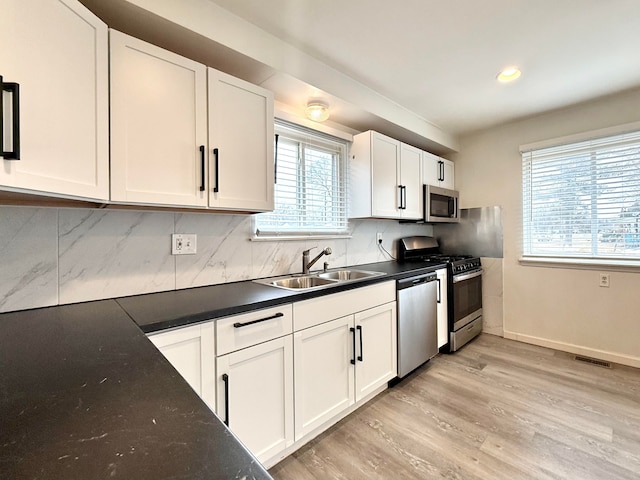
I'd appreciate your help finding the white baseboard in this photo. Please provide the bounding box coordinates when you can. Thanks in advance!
[503,330,640,369]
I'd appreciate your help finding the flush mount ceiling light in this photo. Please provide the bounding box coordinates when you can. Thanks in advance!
[497,66,522,83]
[305,100,330,122]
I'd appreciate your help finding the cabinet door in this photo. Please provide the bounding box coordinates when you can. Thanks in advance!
[440,158,455,190]
[148,322,215,411]
[422,151,442,187]
[399,143,423,219]
[436,268,449,348]
[110,30,208,207]
[208,69,274,212]
[0,0,109,200]
[217,336,294,464]
[354,302,397,402]
[293,316,355,440]
[370,132,401,218]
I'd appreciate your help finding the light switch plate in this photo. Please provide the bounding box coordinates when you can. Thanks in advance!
[172,234,197,255]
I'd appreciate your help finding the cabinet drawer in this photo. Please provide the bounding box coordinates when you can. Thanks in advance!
[217,304,293,355]
[293,281,395,331]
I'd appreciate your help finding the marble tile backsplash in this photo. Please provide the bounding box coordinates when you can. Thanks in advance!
[0,207,58,312]
[0,206,432,313]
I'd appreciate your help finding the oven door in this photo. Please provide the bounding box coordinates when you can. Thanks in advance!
[452,269,482,331]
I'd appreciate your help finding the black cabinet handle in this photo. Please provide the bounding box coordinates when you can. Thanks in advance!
[398,185,407,209]
[233,312,284,328]
[0,76,20,160]
[436,278,441,304]
[274,133,279,184]
[199,145,205,191]
[222,373,229,426]
[213,148,219,193]
[439,161,445,182]
[357,325,363,362]
[350,327,356,365]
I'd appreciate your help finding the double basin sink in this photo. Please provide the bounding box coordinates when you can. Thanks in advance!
[254,269,385,291]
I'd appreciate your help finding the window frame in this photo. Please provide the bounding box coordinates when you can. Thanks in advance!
[520,121,640,269]
[253,119,350,240]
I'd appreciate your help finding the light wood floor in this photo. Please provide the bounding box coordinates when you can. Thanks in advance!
[269,334,640,480]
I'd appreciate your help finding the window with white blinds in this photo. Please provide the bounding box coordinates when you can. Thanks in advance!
[255,120,348,237]
[522,129,640,259]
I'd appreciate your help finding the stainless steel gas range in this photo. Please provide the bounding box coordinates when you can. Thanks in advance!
[399,236,483,352]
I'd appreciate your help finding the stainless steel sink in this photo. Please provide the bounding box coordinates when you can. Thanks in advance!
[253,269,386,291]
[317,269,384,281]
[271,275,337,289]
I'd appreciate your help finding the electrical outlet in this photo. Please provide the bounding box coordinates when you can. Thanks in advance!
[172,234,197,255]
[376,232,383,244]
[599,273,610,288]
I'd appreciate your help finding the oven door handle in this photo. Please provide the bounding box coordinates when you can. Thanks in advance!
[452,269,482,283]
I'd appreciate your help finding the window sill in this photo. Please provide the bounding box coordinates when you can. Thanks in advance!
[251,234,352,242]
[519,255,640,272]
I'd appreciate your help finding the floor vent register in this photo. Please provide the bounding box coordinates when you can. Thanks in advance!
[574,355,612,368]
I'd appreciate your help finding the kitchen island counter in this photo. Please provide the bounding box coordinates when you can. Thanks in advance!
[0,300,272,480]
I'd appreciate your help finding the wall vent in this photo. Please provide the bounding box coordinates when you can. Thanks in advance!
[574,355,612,368]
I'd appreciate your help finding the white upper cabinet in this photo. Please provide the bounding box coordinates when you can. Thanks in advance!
[350,130,422,220]
[110,30,208,207]
[423,151,455,190]
[399,142,423,219]
[208,69,274,212]
[0,0,109,200]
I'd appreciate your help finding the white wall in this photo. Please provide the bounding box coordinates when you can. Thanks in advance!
[452,87,640,368]
[0,207,431,313]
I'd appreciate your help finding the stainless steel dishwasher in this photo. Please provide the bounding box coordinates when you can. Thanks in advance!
[396,272,438,378]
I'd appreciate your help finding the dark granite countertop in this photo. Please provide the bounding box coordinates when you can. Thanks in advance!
[118,260,445,333]
[0,300,272,480]
[0,259,443,480]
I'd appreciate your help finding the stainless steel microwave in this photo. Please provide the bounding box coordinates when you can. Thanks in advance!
[424,185,459,223]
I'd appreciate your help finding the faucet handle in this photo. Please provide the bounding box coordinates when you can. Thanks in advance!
[302,246,317,255]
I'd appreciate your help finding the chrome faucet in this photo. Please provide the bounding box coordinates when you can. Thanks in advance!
[302,247,332,274]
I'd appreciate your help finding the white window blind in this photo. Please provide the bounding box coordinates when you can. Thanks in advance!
[522,129,640,259]
[255,120,348,237]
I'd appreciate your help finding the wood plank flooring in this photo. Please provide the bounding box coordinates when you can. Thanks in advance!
[269,334,640,480]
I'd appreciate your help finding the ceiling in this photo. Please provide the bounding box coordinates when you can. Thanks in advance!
[206,0,640,138]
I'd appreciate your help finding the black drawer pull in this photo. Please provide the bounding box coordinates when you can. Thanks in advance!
[357,325,363,362]
[233,312,284,328]
[222,373,229,426]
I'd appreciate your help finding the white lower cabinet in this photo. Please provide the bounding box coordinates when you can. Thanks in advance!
[147,321,215,411]
[216,336,294,464]
[215,305,294,466]
[148,282,398,468]
[354,302,398,401]
[436,268,449,348]
[293,282,397,443]
[293,315,355,440]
